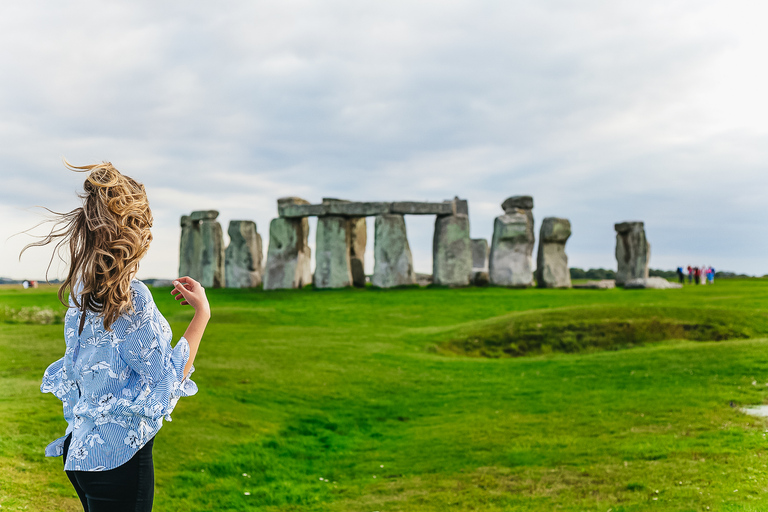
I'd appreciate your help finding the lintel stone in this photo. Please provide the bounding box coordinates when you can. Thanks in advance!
[190,210,219,221]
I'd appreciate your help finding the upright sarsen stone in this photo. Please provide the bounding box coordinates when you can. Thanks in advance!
[535,217,572,288]
[615,221,650,286]
[179,215,199,280]
[179,211,225,288]
[433,214,471,287]
[489,196,535,287]
[372,214,415,288]
[314,216,353,288]
[199,218,225,289]
[225,221,263,288]
[264,198,312,290]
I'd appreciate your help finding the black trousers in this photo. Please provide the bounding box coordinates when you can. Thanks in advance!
[63,433,154,512]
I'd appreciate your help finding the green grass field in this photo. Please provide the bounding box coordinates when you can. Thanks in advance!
[3,279,768,511]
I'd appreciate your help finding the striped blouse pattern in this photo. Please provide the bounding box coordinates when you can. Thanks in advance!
[41,279,197,471]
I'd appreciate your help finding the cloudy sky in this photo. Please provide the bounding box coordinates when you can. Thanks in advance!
[2,0,767,280]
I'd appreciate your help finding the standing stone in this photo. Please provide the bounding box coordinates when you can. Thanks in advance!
[263,198,312,290]
[433,214,472,286]
[349,217,367,288]
[225,221,263,288]
[615,221,650,286]
[179,215,200,280]
[489,196,535,287]
[314,216,353,288]
[179,211,225,288]
[535,217,572,288]
[199,217,225,289]
[372,214,416,288]
[471,239,489,271]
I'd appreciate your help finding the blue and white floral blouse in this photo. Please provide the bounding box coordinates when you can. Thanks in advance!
[41,279,197,471]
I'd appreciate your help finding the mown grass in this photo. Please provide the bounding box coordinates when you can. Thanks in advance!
[3,280,768,511]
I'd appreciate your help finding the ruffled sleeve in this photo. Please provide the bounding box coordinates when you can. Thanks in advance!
[115,286,198,421]
[41,357,76,423]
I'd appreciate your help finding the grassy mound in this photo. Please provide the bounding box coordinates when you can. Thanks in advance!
[440,306,755,357]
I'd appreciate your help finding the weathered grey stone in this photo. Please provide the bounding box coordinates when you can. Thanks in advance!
[349,217,367,288]
[280,203,328,217]
[502,196,534,213]
[415,273,433,287]
[433,214,472,287]
[327,202,390,216]
[389,201,453,215]
[314,216,353,288]
[573,280,616,289]
[178,216,199,279]
[198,219,225,288]
[263,217,312,290]
[624,277,682,289]
[179,212,225,288]
[489,204,535,287]
[372,214,415,288]
[278,198,469,218]
[190,210,219,221]
[225,220,263,288]
[471,238,489,271]
[615,221,650,286]
[535,217,572,289]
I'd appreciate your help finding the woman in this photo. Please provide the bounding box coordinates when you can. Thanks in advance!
[28,161,210,511]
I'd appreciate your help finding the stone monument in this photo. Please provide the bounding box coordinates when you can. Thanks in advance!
[371,214,416,288]
[179,210,225,288]
[489,196,535,287]
[535,217,572,288]
[225,220,263,288]
[614,221,650,286]
[433,212,472,287]
[263,197,312,290]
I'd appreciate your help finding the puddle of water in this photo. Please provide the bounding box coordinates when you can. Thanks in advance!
[741,405,768,418]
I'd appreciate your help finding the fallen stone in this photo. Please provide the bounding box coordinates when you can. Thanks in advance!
[433,214,472,287]
[624,277,682,289]
[573,280,616,289]
[535,217,572,288]
[615,221,650,286]
[372,214,416,288]
[225,220,263,288]
[415,273,433,287]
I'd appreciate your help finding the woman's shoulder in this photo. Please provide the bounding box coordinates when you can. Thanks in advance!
[125,279,156,318]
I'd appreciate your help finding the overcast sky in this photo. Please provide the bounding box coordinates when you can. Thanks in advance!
[2,0,767,280]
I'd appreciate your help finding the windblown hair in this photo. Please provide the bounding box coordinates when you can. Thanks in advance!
[21,161,153,331]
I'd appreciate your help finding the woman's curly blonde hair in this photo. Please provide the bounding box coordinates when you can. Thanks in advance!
[22,161,153,331]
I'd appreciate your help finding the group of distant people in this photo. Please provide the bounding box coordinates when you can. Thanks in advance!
[676,266,715,285]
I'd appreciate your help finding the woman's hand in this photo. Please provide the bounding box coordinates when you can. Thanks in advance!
[171,277,211,320]
[171,277,211,379]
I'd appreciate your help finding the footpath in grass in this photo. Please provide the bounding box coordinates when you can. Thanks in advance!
[2,280,768,511]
